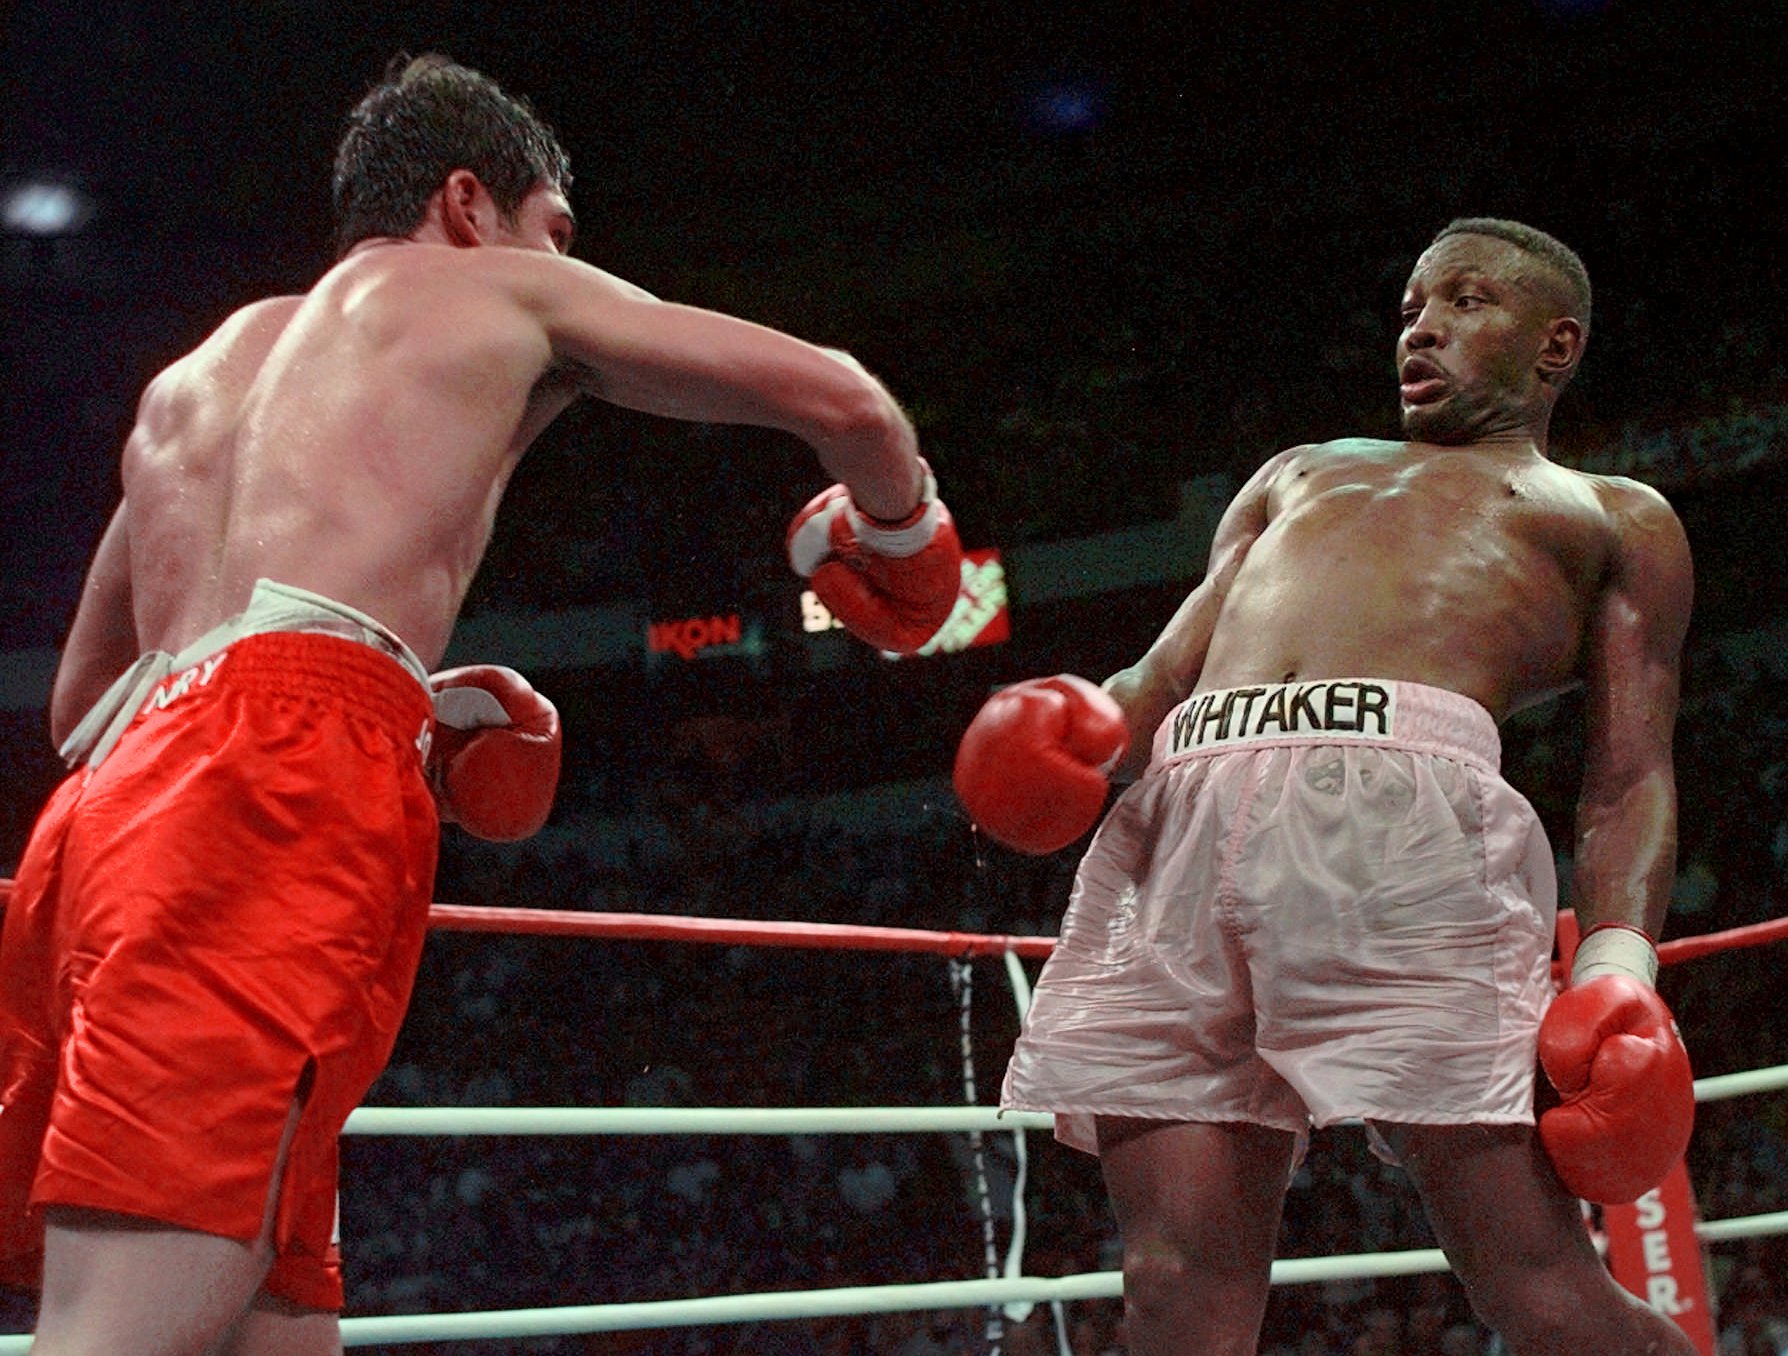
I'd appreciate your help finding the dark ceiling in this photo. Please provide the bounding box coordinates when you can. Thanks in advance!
[3,0,1785,649]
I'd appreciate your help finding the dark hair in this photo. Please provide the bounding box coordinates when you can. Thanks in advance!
[1431,217,1592,333]
[332,54,572,256]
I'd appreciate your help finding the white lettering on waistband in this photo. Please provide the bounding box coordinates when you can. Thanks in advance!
[1166,680,1398,756]
[145,652,229,715]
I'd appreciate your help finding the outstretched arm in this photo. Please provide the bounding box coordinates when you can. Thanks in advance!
[1099,450,1289,778]
[1572,479,1694,943]
[50,503,138,749]
[526,260,923,520]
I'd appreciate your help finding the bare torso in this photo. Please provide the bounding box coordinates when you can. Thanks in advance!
[54,202,919,745]
[120,243,580,670]
[1197,437,1633,721]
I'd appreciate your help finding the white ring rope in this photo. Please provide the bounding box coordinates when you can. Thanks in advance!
[1695,1210,1788,1242]
[1689,1064,1788,1101]
[333,1252,1434,1346]
[1,1216,1784,1353]
[337,1056,1788,1137]
[342,1105,1055,1135]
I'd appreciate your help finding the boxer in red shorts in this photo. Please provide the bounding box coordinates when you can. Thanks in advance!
[1,600,440,1317]
[0,55,959,1356]
[957,221,1698,1354]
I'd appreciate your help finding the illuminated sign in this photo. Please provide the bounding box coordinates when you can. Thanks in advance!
[916,550,1010,654]
[646,613,767,662]
[800,592,845,634]
[799,549,1010,656]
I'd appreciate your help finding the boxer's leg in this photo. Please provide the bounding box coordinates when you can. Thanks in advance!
[1377,1122,1696,1355]
[215,1291,342,1356]
[1098,1115,1296,1356]
[31,1096,306,1356]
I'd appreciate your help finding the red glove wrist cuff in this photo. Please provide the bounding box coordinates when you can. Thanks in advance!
[849,460,940,554]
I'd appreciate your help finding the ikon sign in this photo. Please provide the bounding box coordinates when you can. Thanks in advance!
[646,613,766,662]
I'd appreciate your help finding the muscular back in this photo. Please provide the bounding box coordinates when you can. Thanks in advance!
[1196,438,1666,719]
[54,205,919,748]
[122,244,577,669]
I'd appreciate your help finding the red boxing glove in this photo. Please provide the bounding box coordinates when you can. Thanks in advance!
[1537,927,1694,1205]
[786,460,963,655]
[427,665,562,842]
[953,674,1129,855]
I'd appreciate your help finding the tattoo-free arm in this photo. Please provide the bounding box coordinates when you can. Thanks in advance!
[528,259,924,521]
[1099,450,1290,779]
[50,503,138,749]
[1572,481,1694,939]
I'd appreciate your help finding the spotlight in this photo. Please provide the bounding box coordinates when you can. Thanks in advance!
[2,181,93,236]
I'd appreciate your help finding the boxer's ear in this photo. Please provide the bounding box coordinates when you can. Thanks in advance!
[1536,316,1586,387]
[439,169,493,248]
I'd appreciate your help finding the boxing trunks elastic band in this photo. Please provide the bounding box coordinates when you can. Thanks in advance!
[57,577,429,771]
[1151,676,1501,775]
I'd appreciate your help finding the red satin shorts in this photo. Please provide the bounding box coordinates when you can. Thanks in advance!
[0,631,437,1311]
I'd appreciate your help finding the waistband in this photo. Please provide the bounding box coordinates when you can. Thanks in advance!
[59,579,431,770]
[167,630,433,729]
[1151,678,1501,775]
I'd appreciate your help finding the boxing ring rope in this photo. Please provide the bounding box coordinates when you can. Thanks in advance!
[1,880,1787,1351]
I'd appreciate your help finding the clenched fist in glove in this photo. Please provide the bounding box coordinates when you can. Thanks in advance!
[953,674,1130,855]
[427,665,562,842]
[1537,923,1695,1205]
[786,459,962,654]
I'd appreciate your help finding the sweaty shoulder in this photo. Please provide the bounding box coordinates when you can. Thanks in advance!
[1581,471,1693,635]
[165,295,302,375]
[1582,470,1675,520]
[1256,437,1403,491]
[293,245,582,402]
[314,244,651,382]
[1299,436,1405,458]
[1587,472,1690,559]
[137,294,304,427]
[214,293,305,337]
[1275,437,1403,471]
[328,241,641,310]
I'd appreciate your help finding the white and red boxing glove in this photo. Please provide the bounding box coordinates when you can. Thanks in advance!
[953,674,1130,855]
[427,665,562,842]
[1537,923,1695,1205]
[786,459,963,655]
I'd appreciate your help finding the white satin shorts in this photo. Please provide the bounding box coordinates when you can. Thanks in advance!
[1000,679,1558,1155]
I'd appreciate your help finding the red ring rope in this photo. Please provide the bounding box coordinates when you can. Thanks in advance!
[0,877,1782,962]
[424,901,1057,957]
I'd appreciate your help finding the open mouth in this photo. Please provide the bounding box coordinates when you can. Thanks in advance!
[1399,357,1447,405]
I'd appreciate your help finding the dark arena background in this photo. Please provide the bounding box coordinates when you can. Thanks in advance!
[3,2,1787,1352]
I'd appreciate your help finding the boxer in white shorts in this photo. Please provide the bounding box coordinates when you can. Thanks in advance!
[954,219,1697,1354]
[1002,678,1558,1156]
